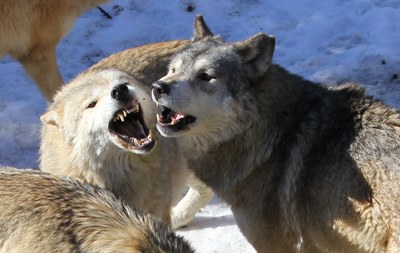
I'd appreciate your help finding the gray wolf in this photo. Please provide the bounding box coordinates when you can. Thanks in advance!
[0,0,109,101]
[0,167,194,253]
[151,15,400,252]
[88,38,215,229]
[40,69,187,224]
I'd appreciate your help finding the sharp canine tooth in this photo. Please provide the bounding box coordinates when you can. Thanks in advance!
[118,113,124,122]
[123,110,127,117]
[134,138,141,146]
[148,129,153,139]
[171,118,177,125]
[156,114,161,122]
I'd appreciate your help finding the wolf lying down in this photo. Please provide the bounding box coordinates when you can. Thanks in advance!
[151,15,400,253]
[0,167,194,253]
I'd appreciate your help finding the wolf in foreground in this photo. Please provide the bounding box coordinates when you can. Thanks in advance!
[151,15,400,253]
[40,37,213,228]
[40,69,189,224]
[0,167,194,253]
[0,0,109,101]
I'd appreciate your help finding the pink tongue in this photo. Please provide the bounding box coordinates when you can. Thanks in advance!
[172,112,185,120]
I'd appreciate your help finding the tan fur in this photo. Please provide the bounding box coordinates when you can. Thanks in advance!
[0,167,194,253]
[0,0,109,101]
[88,40,190,85]
[151,16,400,252]
[89,40,215,229]
[40,69,188,224]
[171,172,214,229]
[40,40,213,228]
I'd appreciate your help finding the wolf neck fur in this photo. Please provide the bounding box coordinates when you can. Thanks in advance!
[189,65,315,180]
[71,142,151,190]
[188,64,342,245]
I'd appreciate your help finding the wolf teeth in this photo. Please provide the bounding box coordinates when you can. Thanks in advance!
[126,104,139,114]
[133,103,140,113]
[112,112,125,122]
[134,138,141,146]
[171,118,178,125]
[132,130,154,147]
[147,129,154,140]
[113,104,140,122]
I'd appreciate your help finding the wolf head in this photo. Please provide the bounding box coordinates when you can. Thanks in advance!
[151,15,275,144]
[41,69,156,163]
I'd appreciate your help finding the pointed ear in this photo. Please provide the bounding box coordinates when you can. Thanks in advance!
[193,15,214,42]
[40,110,59,127]
[235,33,275,82]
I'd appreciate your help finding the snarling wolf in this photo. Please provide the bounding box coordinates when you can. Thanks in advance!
[0,167,194,253]
[40,69,188,224]
[151,15,400,253]
[0,0,109,101]
[88,38,215,229]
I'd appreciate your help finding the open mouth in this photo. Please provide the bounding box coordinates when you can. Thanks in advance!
[156,106,196,131]
[108,100,155,153]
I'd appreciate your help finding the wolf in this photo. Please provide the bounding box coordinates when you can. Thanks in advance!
[40,69,188,224]
[86,37,215,229]
[0,0,109,101]
[151,15,400,253]
[0,167,194,253]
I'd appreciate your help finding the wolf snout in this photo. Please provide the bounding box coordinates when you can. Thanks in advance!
[111,83,131,102]
[151,81,170,102]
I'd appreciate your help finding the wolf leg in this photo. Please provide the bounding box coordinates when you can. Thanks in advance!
[172,176,214,229]
[19,46,63,101]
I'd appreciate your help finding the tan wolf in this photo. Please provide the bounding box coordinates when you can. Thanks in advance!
[0,0,109,101]
[40,69,189,224]
[0,167,194,253]
[67,37,214,229]
[151,15,400,253]
[41,40,213,228]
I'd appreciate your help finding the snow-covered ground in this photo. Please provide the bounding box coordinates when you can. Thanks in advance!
[0,1,399,252]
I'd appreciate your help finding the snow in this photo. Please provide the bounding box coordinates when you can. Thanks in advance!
[0,1,399,252]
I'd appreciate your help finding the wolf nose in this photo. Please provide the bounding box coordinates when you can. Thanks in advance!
[111,83,130,102]
[152,81,170,96]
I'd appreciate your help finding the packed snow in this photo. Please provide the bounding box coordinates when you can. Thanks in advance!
[0,1,399,252]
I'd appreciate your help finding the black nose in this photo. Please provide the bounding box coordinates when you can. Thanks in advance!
[152,81,170,96]
[111,83,130,102]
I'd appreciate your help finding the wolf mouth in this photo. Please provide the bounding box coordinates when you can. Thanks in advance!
[156,106,196,131]
[108,101,155,152]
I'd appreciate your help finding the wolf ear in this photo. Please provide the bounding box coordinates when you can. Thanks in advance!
[40,110,59,127]
[193,15,214,41]
[235,33,275,82]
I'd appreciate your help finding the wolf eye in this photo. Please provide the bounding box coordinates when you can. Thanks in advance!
[169,68,176,74]
[198,73,215,81]
[86,101,97,109]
